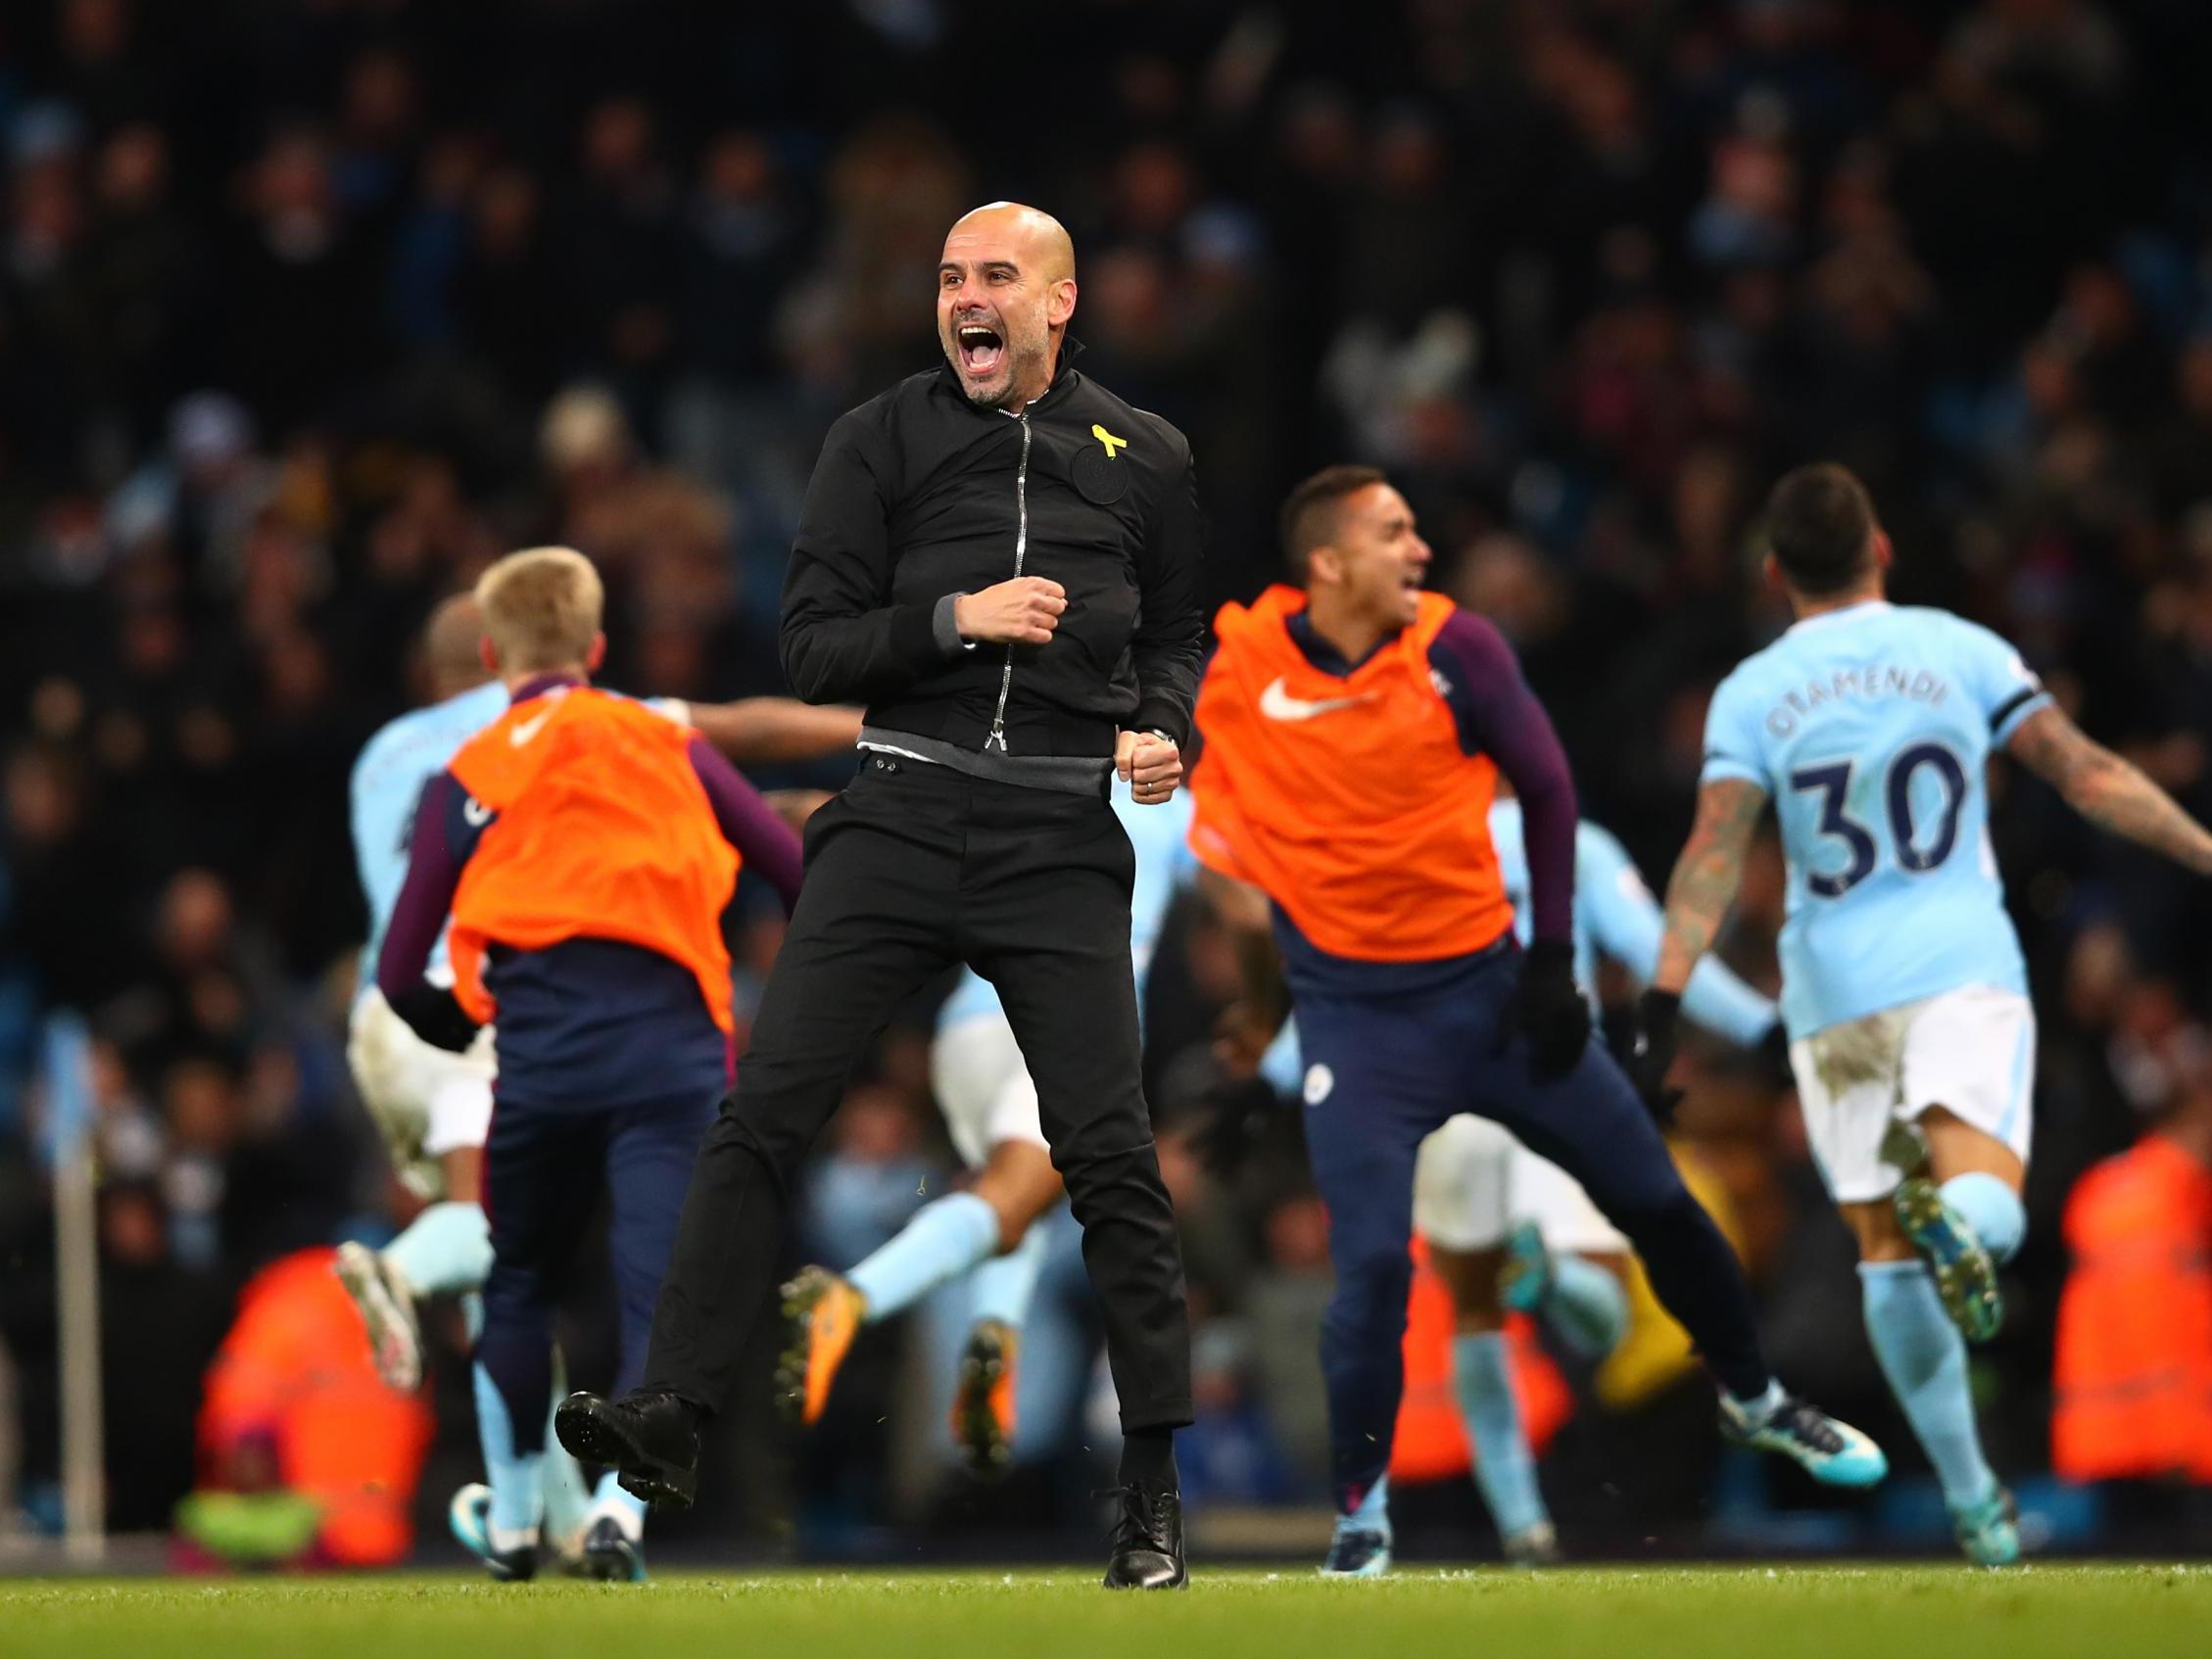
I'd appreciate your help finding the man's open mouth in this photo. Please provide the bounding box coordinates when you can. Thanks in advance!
[956,321,1005,378]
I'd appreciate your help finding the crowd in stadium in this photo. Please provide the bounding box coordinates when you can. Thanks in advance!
[4,0,2212,1559]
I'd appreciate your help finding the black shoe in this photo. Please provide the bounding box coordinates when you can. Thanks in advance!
[1321,1525,1392,1578]
[1716,1390,1888,1490]
[554,1390,700,1511]
[1102,1482,1187,1589]
[449,1483,537,1582]
[580,1516,648,1582]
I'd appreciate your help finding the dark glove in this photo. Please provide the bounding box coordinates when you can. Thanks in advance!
[1625,987,1685,1125]
[1755,1019,1793,1087]
[1508,939,1590,1081]
[389,981,482,1054]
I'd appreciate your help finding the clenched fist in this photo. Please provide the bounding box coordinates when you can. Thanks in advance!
[955,577,1067,645]
[1117,729,1182,805]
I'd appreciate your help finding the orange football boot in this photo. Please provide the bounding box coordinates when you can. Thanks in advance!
[951,1318,1019,1478]
[776,1266,865,1425]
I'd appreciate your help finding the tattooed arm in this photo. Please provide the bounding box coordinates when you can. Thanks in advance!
[1654,777,1771,995]
[2005,705,2212,876]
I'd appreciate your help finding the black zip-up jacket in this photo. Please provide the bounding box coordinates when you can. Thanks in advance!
[779,341,1206,757]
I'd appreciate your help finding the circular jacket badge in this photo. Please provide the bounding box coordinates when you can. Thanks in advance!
[1072,443,1130,505]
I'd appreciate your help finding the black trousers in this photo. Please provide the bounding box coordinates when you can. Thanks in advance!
[643,753,1193,1431]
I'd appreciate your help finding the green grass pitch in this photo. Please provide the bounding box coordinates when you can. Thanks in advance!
[9,1565,2212,1659]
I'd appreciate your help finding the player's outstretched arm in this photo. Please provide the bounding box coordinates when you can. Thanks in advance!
[686,697,864,764]
[1628,777,1769,1115]
[1580,826,1777,1047]
[2006,705,2212,877]
[1655,778,1770,993]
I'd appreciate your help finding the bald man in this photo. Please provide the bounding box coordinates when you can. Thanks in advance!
[560,203,1205,1588]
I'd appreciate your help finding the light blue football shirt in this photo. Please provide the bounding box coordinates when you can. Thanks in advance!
[1260,803,1778,1091]
[350,681,509,992]
[938,783,1197,1033]
[1701,599,2051,1038]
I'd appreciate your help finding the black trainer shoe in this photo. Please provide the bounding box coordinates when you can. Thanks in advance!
[1102,1482,1187,1589]
[1717,1391,1888,1489]
[1320,1524,1392,1577]
[448,1483,537,1583]
[554,1390,700,1510]
[580,1515,648,1582]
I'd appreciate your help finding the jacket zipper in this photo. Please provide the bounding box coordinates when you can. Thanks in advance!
[984,412,1032,752]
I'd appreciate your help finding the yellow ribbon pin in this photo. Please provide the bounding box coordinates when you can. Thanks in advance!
[1091,423,1128,458]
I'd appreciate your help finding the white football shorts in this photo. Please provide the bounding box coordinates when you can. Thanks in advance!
[930,1011,1048,1170]
[1413,1113,1627,1256]
[347,986,497,1199]
[1788,983,2037,1204]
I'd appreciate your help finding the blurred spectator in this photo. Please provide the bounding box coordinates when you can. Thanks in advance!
[186,1248,433,1567]
[223,126,380,429]
[2050,1076,2212,1540]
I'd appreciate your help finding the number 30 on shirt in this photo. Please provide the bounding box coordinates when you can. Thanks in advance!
[1789,743,1969,898]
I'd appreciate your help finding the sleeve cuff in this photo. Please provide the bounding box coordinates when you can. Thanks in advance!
[1132,699,1187,746]
[1700,756,1766,789]
[931,592,974,656]
[1991,687,2053,746]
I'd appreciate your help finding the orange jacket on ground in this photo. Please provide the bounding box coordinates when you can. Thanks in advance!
[447,686,740,1035]
[2052,1133,2212,1483]
[1388,1138,1743,1480]
[1389,1237,1570,1484]
[1188,586,1513,962]
[197,1248,434,1565]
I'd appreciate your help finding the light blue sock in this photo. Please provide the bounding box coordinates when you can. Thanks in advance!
[1539,1255,1630,1359]
[1341,1471,1391,1534]
[591,1469,648,1540]
[539,1350,593,1550]
[846,1191,1000,1321]
[1452,1332,1549,1540]
[970,1222,1051,1330]
[472,1359,544,1543]
[1940,1173,2026,1264]
[386,1201,494,1297]
[1859,1261,1997,1510]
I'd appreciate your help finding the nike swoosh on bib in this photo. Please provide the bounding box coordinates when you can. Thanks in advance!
[508,706,554,746]
[1258,677,1373,722]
